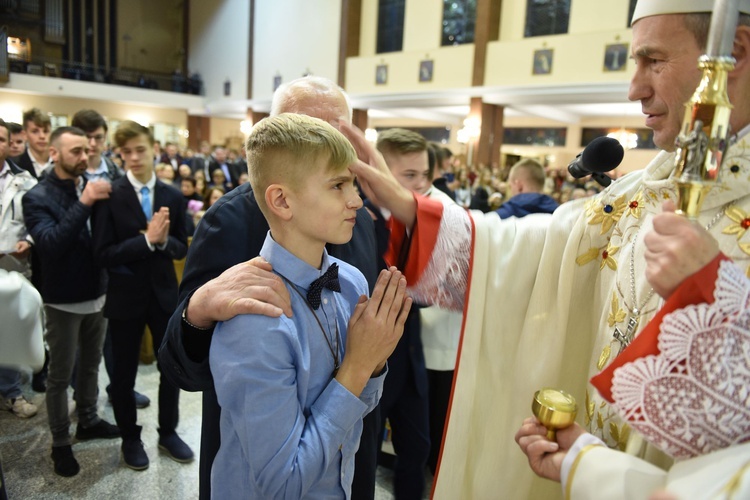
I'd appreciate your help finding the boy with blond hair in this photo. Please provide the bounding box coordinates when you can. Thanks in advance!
[209,113,411,499]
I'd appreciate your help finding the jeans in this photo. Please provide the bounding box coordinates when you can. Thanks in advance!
[44,306,107,447]
[0,367,22,400]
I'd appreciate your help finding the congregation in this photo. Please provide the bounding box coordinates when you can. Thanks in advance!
[2,0,750,499]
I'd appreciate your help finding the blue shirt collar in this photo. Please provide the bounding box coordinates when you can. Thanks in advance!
[259,232,332,291]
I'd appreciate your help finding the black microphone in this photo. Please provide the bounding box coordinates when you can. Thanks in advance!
[568,136,624,187]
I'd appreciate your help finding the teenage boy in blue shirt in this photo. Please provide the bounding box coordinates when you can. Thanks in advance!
[209,113,412,499]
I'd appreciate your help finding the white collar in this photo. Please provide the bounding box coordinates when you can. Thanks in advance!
[126,169,156,191]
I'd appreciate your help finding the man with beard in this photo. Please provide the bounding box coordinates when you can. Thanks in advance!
[22,127,120,477]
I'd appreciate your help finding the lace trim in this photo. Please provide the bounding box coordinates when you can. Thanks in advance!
[611,261,750,459]
[407,204,471,311]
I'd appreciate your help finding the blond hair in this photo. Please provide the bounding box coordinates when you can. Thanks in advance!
[246,113,356,215]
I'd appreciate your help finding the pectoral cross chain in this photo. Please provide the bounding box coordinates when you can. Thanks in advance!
[613,313,640,354]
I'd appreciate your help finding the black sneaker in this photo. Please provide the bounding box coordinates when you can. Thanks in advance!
[158,433,194,463]
[134,391,151,410]
[106,387,151,410]
[32,371,47,393]
[122,439,149,470]
[51,445,80,477]
[75,419,121,440]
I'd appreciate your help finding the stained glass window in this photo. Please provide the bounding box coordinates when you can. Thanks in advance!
[377,0,405,53]
[442,0,477,46]
[525,0,570,38]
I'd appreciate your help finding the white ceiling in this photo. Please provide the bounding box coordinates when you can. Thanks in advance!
[355,82,644,125]
[217,81,645,125]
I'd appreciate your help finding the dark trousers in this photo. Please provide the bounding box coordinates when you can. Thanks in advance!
[379,368,430,499]
[199,389,220,500]
[109,306,179,441]
[427,369,454,475]
[352,405,381,499]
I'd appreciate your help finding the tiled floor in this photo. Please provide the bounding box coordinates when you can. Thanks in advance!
[0,362,429,499]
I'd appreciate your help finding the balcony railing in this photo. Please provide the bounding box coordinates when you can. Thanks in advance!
[8,56,203,95]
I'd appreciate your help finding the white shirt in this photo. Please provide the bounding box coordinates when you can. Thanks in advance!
[28,150,52,178]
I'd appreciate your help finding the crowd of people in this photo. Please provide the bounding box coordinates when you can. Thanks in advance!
[2,1,750,498]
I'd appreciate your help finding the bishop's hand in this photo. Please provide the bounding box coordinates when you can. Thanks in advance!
[644,200,720,299]
[515,418,585,482]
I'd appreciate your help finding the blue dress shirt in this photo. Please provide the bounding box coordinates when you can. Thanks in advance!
[210,232,386,499]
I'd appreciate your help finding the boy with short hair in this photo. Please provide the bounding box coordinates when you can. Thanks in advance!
[14,108,52,179]
[209,113,411,499]
[7,122,26,158]
[91,120,191,470]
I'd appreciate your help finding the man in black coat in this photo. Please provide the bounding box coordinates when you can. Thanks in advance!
[92,121,192,471]
[158,76,382,500]
[22,126,119,477]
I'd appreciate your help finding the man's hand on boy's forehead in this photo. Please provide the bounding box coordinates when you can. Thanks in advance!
[339,121,417,229]
[338,122,381,168]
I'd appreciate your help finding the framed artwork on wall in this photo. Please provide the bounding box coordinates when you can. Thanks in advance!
[603,43,629,72]
[376,64,388,85]
[532,48,553,75]
[419,60,434,82]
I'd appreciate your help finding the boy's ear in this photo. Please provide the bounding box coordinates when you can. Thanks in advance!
[265,183,293,221]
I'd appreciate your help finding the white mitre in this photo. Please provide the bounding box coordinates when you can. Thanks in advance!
[632,0,750,23]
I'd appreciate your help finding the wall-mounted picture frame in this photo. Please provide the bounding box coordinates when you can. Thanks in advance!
[603,43,629,72]
[376,64,388,85]
[273,75,282,91]
[419,60,434,82]
[532,48,554,75]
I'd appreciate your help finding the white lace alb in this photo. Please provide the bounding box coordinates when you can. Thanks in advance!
[611,261,750,459]
[406,203,472,311]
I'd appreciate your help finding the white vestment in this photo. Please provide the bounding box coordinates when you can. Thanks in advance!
[567,440,750,500]
[403,134,750,499]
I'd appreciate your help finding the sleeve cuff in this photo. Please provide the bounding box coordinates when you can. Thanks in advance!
[560,433,606,494]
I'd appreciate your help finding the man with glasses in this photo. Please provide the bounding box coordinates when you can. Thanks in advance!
[71,110,123,183]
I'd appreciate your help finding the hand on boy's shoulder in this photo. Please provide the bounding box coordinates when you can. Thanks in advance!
[187,257,293,329]
[335,267,412,397]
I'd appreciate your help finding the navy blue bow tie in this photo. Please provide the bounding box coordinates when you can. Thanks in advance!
[307,263,341,310]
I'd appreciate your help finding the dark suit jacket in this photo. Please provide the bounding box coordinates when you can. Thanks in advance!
[160,153,184,171]
[365,200,428,399]
[207,160,241,188]
[92,176,188,320]
[12,150,40,179]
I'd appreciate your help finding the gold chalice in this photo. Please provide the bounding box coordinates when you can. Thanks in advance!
[532,388,578,441]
